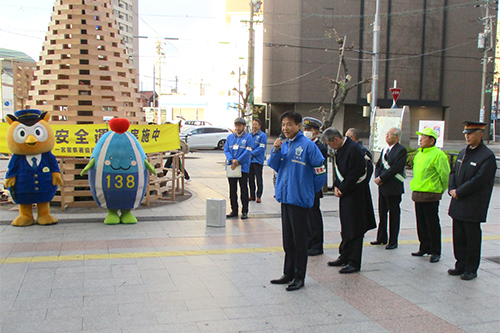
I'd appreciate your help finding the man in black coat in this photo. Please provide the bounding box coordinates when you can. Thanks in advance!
[448,121,497,281]
[345,128,374,183]
[322,128,376,273]
[371,127,407,249]
[303,117,329,256]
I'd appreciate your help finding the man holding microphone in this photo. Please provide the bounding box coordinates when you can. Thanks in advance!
[268,111,326,291]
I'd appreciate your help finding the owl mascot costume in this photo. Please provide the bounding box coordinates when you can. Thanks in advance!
[5,109,63,226]
[81,118,156,224]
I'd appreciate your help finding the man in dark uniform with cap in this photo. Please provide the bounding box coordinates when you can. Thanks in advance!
[448,121,497,280]
[302,117,328,256]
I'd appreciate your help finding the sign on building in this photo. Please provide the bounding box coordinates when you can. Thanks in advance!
[418,120,446,148]
[371,106,411,152]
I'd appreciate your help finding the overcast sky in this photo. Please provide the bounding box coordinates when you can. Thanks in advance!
[0,0,227,91]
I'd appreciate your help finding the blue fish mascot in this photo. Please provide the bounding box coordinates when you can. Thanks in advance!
[81,118,157,224]
[5,109,63,226]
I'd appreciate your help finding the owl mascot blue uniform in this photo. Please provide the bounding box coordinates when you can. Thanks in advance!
[5,109,63,226]
[81,118,157,224]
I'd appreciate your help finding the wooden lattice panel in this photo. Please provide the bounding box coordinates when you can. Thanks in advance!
[27,0,144,125]
[13,62,36,111]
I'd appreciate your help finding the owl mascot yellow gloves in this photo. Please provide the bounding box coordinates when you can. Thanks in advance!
[80,118,156,225]
[5,109,63,226]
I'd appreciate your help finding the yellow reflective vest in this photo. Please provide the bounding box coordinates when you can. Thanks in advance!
[410,146,450,193]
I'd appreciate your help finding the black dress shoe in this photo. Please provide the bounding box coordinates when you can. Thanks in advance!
[226,212,238,218]
[249,197,256,201]
[270,275,294,284]
[286,278,304,291]
[461,272,477,280]
[430,254,440,263]
[385,244,398,250]
[447,268,464,276]
[308,249,324,256]
[241,213,248,219]
[327,258,347,267]
[370,241,387,245]
[339,264,360,274]
[411,251,428,256]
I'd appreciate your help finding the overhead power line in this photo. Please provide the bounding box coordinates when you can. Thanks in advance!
[263,39,481,88]
[264,0,492,25]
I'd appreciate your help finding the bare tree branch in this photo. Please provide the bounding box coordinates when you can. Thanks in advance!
[320,35,372,130]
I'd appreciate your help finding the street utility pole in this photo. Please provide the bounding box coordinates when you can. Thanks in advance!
[478,2,494,141]
[246,0,262,119]
[369,0,381,150]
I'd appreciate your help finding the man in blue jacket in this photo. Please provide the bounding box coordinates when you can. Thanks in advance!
[224,117,253,219]
[248,118,267,203]
[268,111,327,291]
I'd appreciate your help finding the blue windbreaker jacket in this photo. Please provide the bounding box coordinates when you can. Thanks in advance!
[251,130,268,165]
[267,131,327,208]
[224,132,254,173]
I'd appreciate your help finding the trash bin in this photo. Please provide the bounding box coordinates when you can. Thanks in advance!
[206,198,226,227]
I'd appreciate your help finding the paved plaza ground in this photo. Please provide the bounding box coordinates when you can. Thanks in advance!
[0,141,499,332]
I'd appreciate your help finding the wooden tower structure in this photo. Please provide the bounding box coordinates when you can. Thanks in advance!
[27,0,143,124]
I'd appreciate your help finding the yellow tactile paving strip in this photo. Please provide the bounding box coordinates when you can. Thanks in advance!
[2,236,499,265]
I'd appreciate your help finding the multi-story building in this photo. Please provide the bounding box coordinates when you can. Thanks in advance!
[110,0,139,70]
[263,0,496,139]
[0,48,36,119]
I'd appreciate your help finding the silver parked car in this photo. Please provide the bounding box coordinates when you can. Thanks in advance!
[180,126,232,149]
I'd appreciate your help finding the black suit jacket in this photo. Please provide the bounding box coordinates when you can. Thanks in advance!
[448,141,497,222]
[375,142,407,196]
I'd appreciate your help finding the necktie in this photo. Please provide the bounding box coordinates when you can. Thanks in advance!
[32,157,38,168]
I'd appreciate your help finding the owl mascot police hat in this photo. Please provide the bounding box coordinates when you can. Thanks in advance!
[81,118,157,224]
[4,109,63,226]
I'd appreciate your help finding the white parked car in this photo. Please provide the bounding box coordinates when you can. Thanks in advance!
[184,120,212,126]
[180,120,213,132]
[180,126,232,149]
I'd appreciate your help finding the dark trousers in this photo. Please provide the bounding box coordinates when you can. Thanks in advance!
[414,201,441,255]
[281,204,309,279]
[338,234,364,269]
[308,194,324,251]
[453,219,482,274]
[228,173,249,214]
[248,163,263,198]
[376,194,402,245]
[164,156,190,180]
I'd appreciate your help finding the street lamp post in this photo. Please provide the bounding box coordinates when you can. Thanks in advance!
[369,0,381,151]
[230,68,246,117]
